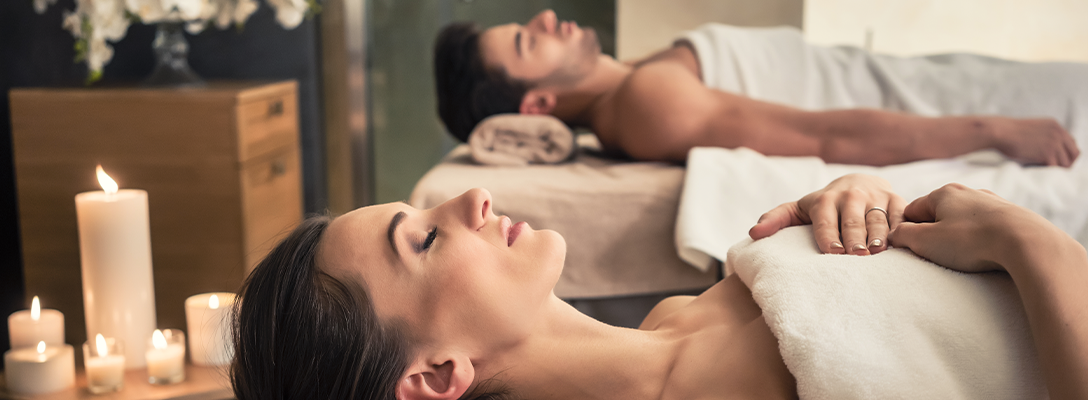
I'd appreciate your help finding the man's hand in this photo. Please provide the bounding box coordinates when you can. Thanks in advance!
[993,117,1080,167]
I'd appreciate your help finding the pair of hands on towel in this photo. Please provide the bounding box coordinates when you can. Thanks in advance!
[748,173,1070,270]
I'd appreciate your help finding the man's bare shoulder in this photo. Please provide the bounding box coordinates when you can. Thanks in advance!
[601,61,717,160]
[628,42,702,78]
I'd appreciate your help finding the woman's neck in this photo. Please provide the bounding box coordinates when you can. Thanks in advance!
[478,295,679,400]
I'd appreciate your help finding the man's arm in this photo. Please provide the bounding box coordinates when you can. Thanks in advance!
[612,62,1079,166]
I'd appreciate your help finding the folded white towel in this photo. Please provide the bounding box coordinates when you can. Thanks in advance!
[726,226,1047,400]
[468,114,576,166]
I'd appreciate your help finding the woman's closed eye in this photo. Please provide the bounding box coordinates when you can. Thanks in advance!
[418,227,438,252]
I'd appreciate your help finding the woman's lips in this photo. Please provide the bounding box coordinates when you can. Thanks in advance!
[508,221,526,247]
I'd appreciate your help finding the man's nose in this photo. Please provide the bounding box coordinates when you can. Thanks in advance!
[530,9,557,34]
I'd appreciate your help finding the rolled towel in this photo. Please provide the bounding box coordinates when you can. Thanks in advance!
[468,114,576,166]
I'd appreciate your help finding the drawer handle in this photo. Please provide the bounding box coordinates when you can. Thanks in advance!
[268,100,284,117]
[271,160,286,176]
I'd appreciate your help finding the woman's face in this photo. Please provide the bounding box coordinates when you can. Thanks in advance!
[319,188,566,347]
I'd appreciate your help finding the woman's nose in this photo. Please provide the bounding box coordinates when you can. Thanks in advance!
[530,9,557,34]
[454,188,492,229]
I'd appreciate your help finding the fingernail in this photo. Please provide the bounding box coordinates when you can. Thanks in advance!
[869,238,883,248]
[830,242,844,253]
[851,244,867,254]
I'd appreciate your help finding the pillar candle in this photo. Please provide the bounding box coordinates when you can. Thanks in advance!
[75,166,157,368]
[8,296,64,349]
[185,293,235,366]
[3,341,76,395]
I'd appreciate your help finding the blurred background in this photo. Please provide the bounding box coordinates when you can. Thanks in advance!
[2,0,1086,358]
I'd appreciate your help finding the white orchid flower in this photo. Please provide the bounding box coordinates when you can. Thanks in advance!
[125,0,168,24]
[39,0,317,81]
[86,35,115,72]
[266,0,308,29]
[34,0,58,14]
[162,0,206,21]
[61,11,83,37]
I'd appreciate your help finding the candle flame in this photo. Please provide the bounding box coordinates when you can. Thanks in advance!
[95,334,109,357]
[96,165,119,194]
[153,329,167,350]
[209,294,219,310]
[31,296,40,320]
[37,341,45,354]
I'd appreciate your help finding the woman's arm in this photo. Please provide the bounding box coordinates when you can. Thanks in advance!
[890,184,1088,399]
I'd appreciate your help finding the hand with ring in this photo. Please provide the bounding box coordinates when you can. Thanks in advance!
[749,174,907,255]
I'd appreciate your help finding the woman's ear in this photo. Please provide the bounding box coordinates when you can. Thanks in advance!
[395,354,475,400]
[519,90,557,115]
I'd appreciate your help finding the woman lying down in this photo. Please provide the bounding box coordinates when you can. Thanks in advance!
[230,174,1087,400]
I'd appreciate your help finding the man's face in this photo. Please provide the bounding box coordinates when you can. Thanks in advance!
[479,9,601,87]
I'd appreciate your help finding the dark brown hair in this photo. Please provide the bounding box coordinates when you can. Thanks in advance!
[434,22,529,142]
[231,215,518,400]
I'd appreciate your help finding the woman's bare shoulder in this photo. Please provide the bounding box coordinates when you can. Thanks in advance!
[639,295,697,330]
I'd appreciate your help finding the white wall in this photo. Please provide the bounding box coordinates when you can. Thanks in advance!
[617,0,803,60]
[805,0,1088,62]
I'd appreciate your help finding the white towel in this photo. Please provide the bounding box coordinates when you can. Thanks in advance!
[726,226,1047,400]
[467,114,576,166]
[675,147,1088,273]
[679,24,1088,144]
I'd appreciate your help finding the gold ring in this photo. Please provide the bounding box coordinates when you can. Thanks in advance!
[866,206,889,223]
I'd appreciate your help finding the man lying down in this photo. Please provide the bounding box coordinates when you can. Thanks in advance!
[229,174,1087,400]
[433,10,1085,167]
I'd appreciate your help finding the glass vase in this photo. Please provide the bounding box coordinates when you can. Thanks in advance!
[144,22,204,87]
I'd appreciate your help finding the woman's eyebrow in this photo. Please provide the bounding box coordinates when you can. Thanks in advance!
[388,211,407,256]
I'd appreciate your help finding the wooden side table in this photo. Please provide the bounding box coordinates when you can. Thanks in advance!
[9,81,303,354]
[0,364,233,399]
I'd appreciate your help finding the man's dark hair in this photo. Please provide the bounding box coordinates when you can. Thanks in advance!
[434,22,529,142]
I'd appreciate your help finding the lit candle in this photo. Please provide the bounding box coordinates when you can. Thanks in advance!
[75,165,157,368]
[8,296,64,349]
[3,341,75,395]
[185,293,235,366]
[145,329,185,384]
[83,334,125,393]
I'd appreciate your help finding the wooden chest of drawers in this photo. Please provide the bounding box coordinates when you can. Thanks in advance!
[9,81,303,348]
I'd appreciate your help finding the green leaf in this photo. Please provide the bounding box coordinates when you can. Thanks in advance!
[85,69,102,86]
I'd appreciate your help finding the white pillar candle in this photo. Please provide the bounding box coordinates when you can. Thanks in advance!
[75,166,157,368]
[3,341,76,395]
[83,334,125,393]
[145,329,185,385]
[185,293,235,366]
[8,296,64,349]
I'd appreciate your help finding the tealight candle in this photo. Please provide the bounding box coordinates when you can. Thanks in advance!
[3,341,75,395]
[145,329,185,384]
[83,334,125,394]
[76,165,158,368]
[8,296,64,349]
[185,293,235,366]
